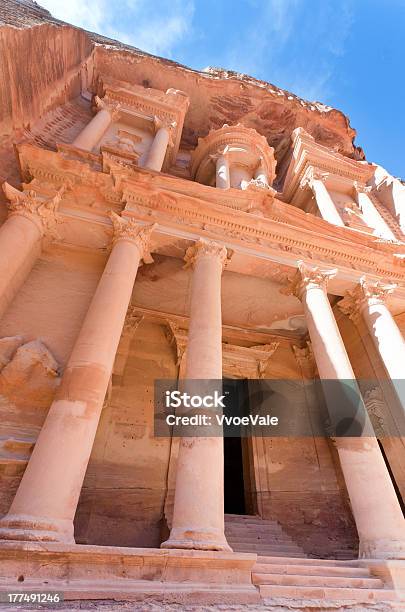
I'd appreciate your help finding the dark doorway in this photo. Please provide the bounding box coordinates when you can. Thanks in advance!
[223,379,251,515]
[224,436,245,514]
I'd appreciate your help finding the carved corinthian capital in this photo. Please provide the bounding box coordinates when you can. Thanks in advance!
[300,167,329,191]
[339,276,396,323]
[353,181,372,196]
[108,211,156,263]
[3,182,64,238]
[284,261,337,300]
[184,239,228,270]
[94,96,121,121]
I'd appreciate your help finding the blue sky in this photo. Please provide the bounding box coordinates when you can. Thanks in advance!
[40,0,405,178]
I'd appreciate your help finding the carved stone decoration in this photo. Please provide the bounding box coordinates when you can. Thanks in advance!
[122,308,144,337]
[165,321,279,378]
[165,322,187,367]
[94,95,121,121]
[3,182,65,239]
[339,276,397,323]
[184,239,228,270]
[283,261,337,300]
[0,339,60,409]
[153,116,177,147]
[108,211,156,263]
[292,341,317,379]
[363,386,387,438]
[299,167,329,191]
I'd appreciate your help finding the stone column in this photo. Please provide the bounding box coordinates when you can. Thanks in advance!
[0,214,155,543]
[72,96,120,152]
[161,239,231,551]
[339,277,405,393]
[212,150,230,189]
[0,183,62,321]
[287,262,405,558]
[353,182,396,241]
[301,169,344,227]
[254,158,269,187]
[143,117,176,172]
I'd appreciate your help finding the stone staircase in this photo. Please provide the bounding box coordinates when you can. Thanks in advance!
[253,556,399,603]
[225,513,306,557]
[225,515,400,604]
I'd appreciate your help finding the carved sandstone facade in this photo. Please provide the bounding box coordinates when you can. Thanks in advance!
[0,0,405,607]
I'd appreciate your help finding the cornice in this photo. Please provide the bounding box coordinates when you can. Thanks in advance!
[15,143,405,287]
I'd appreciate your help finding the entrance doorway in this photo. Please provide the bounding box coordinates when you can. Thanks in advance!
[223,379,255,515]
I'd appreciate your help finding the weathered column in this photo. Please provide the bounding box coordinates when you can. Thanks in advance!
[287,262,405,558]
[0,214,155,543]
[212,150,230,189]
[353,182,396,241]
[161,239,231,551]
[230,165,252,189]
[72,96,120,152]
[301,169,344,227]
[339,277,405,397]
[143,117,176,172]
[0,183,62,321]
[254,158,269,187]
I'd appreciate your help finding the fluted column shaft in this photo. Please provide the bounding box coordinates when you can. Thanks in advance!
[290,262,405,559]
[161,239,231,551]
[0,215,155,543]
[0,185,62,320]
[72,97,120,152]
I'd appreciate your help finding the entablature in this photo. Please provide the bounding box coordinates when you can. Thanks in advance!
[12,142,405,311]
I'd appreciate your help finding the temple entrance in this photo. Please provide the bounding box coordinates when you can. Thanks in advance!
[223,379,255,515]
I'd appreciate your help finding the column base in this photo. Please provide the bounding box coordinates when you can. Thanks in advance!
[359,538,405,560]
[0,514,74,544]
[161,527,232,552]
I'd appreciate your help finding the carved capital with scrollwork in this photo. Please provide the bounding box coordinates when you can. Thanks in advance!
[184,238,228,271]
[300,167,329,191]
[108,211,156,263]
[338,276,396,323]
[283,261,337,301]
[94,95,121,122]
[3,182,65,239]
[353,181,372,196]
[153,116,177,147]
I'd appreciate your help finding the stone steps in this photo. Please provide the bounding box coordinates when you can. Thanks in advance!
[253,572,384,589]
[258,584,398,602]
[224,513,306,557]
[253,555,399,604]
[254,561,370,578]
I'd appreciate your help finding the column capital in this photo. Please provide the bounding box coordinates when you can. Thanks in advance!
[184,239,228,270]
[338,277,396,323]
[353,181,372,196]
[209,145,231,163]
[94,96,121,121]
[3,182,64,238]
[153,116,177,147]
[284,261,337,300]
[300,167,329,190]
[108,212,156,263]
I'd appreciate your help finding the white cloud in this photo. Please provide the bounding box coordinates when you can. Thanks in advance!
[39,0,195,57]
